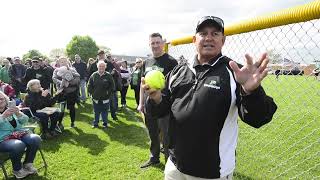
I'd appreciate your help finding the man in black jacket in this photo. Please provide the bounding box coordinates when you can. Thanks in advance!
[143,16,277,179]
[73,54,88,102]
[8,57,27,95]
[24,57,51,90]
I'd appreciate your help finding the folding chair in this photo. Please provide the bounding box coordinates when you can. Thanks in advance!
[0,115,48,179]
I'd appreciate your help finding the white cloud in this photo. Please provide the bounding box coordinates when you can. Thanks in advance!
[0,0,315,58]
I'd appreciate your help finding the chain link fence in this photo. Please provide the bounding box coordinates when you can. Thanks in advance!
[168,17,320,179]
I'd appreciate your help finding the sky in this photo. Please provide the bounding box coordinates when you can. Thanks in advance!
[0,0,315,58]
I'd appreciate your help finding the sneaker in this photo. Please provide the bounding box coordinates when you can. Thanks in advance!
[23,163,38,174]
[112,116,118,121]
[140,159,160,168]
[103,124,108,129]
[71,122,75,128]
[57,123,64,131]
[92,125,98,128]
[13,168,30,179]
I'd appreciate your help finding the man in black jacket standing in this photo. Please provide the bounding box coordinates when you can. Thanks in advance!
[24,57,51,90]
[73,54,88,102]
[139,33,178,168]
[143,16,277,179]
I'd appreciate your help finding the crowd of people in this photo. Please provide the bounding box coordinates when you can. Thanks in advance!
[0,49,144,178]
[0,16,277,180]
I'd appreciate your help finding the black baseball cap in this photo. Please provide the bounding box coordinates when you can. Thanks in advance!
[32,56,41,62]
[196,16,224,34]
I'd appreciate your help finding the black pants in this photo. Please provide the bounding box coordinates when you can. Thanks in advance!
[133,86,140,106]
[58,91,77,124]
[120,86,129,105]
[145,113,169,162]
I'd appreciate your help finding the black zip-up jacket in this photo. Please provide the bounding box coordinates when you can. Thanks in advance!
[146,54,277,179]
[73,62,88,80]
[24,67,51,90]
[24,91,57,113]
[87,71,115,100]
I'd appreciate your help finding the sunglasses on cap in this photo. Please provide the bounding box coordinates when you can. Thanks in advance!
[196,16,224,33]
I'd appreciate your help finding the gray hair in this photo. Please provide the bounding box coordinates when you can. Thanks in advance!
[97,60,107,68]
[27,79,41,90]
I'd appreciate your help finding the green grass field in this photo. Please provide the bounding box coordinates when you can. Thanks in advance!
[1,75,319,179]
[235,75,320,179]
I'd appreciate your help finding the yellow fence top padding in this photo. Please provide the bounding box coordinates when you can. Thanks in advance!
[170,0,320,46]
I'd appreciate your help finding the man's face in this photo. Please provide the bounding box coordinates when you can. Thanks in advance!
[193,26,225,60]
[98,53,105,60]
[149,36,164,57]
[32,61,40,69]
[75,55,80,63]
[97,63,106,73]
[14,59,21,64]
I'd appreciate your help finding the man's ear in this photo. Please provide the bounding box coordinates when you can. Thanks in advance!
[222,35,226,45]
[192,35,196,43]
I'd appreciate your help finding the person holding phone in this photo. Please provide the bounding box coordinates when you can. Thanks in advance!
[0,91,41,179]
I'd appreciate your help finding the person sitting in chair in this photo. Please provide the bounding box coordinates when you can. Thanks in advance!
[0,91,41,179]
[24,79,61,139]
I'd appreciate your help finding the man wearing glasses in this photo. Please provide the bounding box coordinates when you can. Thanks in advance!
[142,16,277,179]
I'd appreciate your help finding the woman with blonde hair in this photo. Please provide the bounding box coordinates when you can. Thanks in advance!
[52,57,80,128]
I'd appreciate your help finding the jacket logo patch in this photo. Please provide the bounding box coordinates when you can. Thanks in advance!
[204,77,220,89]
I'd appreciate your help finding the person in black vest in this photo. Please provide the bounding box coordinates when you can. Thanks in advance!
[139,33,178,168]
[143,16,277,179]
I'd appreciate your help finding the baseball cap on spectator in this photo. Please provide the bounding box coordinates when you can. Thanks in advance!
[13,57,20,61]
[32,56,41,62]
[196,16,224,34]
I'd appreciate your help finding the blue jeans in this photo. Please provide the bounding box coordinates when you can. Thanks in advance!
[92,100,109,126]
[0,134,41,171]
[79,79,87,101]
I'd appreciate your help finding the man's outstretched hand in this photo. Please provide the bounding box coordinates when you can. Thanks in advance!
[229,53,269,94]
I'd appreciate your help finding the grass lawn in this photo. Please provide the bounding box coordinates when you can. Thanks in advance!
[235,75,320,179]
[1,90,165,180]
[1,75,319,179]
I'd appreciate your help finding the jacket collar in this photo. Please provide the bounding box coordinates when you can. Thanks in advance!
[193,53,224,68]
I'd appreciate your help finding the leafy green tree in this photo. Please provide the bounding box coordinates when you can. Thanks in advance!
[66,35,99,63]
[49,48,66,59]
[22,49,45,60]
